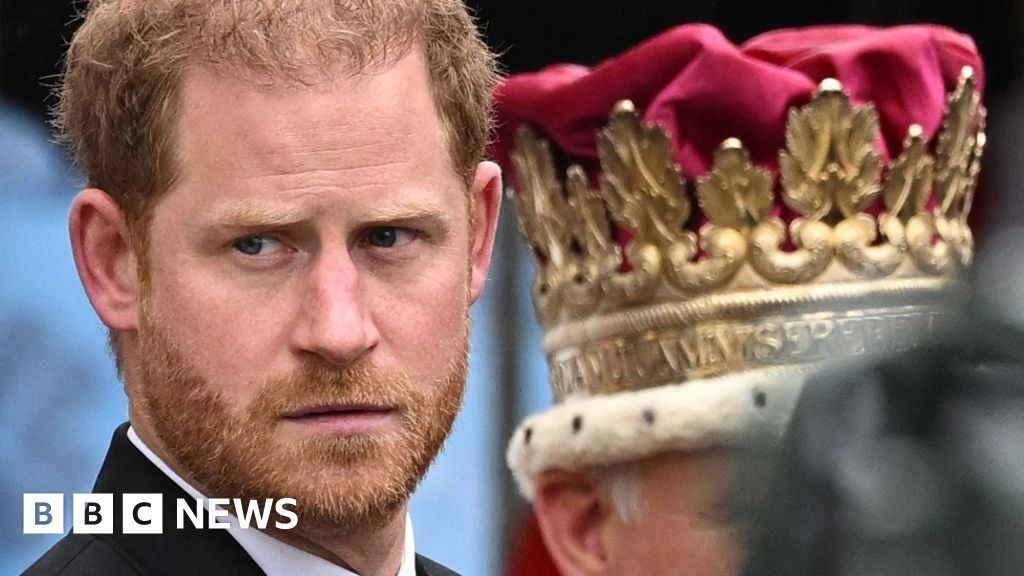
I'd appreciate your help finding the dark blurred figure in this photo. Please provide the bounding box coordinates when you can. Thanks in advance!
[743,240,1024,576]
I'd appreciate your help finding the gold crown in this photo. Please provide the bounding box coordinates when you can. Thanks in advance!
[510,67,984,401]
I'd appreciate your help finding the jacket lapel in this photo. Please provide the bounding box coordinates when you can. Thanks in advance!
[89,423,266,576]
[414,554,461,576]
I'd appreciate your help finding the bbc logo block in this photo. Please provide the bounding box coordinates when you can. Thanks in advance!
[122,494,162,534]
[24,494,64,534]
[73,493,114,534]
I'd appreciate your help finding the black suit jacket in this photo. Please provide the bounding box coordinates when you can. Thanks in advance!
[23,423,459,576]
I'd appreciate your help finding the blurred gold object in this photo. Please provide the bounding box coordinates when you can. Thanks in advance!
[510,67,984,400]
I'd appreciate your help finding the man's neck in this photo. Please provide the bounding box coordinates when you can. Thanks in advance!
[128,416,411,576]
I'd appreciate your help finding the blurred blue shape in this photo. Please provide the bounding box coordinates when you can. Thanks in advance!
[411,221,552,575]
[0,101,127,573]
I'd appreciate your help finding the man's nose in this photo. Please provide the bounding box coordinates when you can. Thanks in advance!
[290,249,380,367]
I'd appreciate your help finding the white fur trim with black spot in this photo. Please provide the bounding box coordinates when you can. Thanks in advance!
[506,367,812,500]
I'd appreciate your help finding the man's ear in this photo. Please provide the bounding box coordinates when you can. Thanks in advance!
[467,160,502,304]
[69,188,141,331]
[532,469,613,576]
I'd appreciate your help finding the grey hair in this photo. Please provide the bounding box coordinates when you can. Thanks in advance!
[594,463,643,523]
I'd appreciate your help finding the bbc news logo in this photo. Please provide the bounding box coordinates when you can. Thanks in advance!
[24,494,298,534]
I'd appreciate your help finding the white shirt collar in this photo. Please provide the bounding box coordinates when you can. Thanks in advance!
[127,426,417,576]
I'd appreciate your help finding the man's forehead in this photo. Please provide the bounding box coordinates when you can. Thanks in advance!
[171,51,447,172]
[181,50,434,123]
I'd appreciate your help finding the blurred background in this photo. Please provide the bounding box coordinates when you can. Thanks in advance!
[2,1,1022,574]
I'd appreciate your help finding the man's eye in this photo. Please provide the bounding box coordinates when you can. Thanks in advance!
[365,227,415,248]
[233,236,283,256]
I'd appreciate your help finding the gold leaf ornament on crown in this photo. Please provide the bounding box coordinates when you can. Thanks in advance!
[510,66,984,400]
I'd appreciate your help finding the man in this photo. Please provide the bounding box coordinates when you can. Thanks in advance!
[492,23,986,576]
[24,1,500,575]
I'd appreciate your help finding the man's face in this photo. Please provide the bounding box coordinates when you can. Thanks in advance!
[128,51,483,534]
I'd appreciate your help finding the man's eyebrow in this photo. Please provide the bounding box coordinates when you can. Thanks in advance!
[361,203,454,229]
[198,203,313,229]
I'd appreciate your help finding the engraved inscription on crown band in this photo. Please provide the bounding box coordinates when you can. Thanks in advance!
[549,305,950,400]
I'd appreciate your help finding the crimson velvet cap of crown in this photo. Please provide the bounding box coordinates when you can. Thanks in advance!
[493,24,982,184]
[493,24,985,402]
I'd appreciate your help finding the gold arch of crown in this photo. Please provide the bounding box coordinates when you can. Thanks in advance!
[511,67,985,330]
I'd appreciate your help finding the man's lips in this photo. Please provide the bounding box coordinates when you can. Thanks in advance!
[282,404,393,418]
[280,404,397,434]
